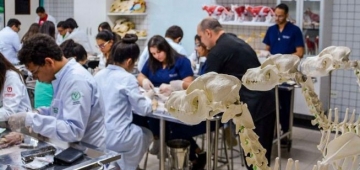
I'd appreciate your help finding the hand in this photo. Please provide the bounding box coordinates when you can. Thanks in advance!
[159,83,172,96]
[258,50,271,58]
[8,112,28,132]
[170,80,184,91]
[92,67,101,76]
[144,90,155,99]
[142,79,154,91]
[3,132,24,145]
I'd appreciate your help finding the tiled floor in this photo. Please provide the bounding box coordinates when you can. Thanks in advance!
[139,127,328,170]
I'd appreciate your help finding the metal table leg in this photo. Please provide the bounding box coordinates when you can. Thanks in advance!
[160,118,165,170]
[288,87,295,151]
[214,118,219,169]
[275,86,281,170]
[206,119,211,170]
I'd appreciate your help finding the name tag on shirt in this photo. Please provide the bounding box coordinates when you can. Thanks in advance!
[169,73,178,78]
[282,35,290,39]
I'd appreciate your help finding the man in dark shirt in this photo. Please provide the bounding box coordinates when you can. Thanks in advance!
[263,3,305,142]
[197,17,276,168]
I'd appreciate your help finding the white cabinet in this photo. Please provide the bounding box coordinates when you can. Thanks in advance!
[277,0,333,115]
[74,0,106,55]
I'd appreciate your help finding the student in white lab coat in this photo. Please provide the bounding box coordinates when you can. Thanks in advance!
[95,30,119,70]
[0,19,22,64]
[56,21,70,45]
[65,18,94,54]
[35,7,56,26]
[137,25,188,71]
[0,52,31,121]
[94,34,153,170]
[8,34,106,149]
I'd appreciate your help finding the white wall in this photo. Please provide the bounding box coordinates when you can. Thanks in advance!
[146,0,213,55]
[5,0,39,38]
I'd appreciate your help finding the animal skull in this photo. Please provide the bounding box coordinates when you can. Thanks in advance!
[186,72,241,108]
[242,65,280,91]
[300,54,333,77]
[165,90,211,125]
[262,54,300,81]
[318,46,351,69]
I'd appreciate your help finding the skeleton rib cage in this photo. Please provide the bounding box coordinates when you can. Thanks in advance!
[164,46,360,170]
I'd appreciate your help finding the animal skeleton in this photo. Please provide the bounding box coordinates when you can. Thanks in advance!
[164,45,360,170]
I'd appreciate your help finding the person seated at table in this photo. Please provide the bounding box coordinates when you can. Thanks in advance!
[94,34,153,170]
[96,30,119,70]
[0,52,31,122]
[193,35,208,76]
[8,34,106,149]
[137,35,206,169]
[60,39,88,69]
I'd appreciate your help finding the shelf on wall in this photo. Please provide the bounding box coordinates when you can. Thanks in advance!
[220,21,274,27]
[107,12,147,16]
[138,37,147,40]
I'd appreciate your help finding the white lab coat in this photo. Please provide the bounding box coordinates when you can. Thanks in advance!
[56,32,70,45]
[137,37,188,72]
[25,59,106,149]
[34,14,56,25]
[97,53,106,69]
[0,27,21,64]
[65,28,94,54]
[0,70,31,121]
[94,64,153,170]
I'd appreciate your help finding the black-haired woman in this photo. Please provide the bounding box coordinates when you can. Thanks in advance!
[0,52,31,121]
[94,34,153,170]
[95,30,119,69]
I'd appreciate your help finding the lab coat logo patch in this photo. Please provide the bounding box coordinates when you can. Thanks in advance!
[71,92,81,105]
[53,107,58,114]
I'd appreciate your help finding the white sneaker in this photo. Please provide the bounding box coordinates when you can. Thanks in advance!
[149,139,160,155]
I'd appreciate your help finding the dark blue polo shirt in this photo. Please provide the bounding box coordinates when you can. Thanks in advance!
[141,56,193,87]
[263,22,304,55]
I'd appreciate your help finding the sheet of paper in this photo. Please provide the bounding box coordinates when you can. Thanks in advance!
[0,128,5,134]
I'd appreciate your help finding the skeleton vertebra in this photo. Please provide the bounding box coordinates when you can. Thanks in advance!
[164,45,360,170]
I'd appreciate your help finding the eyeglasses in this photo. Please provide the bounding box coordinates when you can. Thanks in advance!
[96,41,109,49]
[30,65,40,76]
[195,43,201,47]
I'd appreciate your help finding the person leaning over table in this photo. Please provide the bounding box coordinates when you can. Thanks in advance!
[65,18,94,54]
[197,17,276,169]
[21,23,40,44]
[263,3,305,145]
[137,25,188,72]
[95,30,119,70]
[34,21,57,109]
[94,34,153,170]
[7,34,106,149]
[56,21,70,45]
[136,35,207,169]
[60,39,89,69]
[98,21,122,42]
[0,52,31,122]
[0,19,22,65]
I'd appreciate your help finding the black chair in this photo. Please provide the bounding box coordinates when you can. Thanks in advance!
[87,60,100,69]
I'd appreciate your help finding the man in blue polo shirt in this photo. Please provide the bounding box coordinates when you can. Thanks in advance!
[263,3,304,145]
